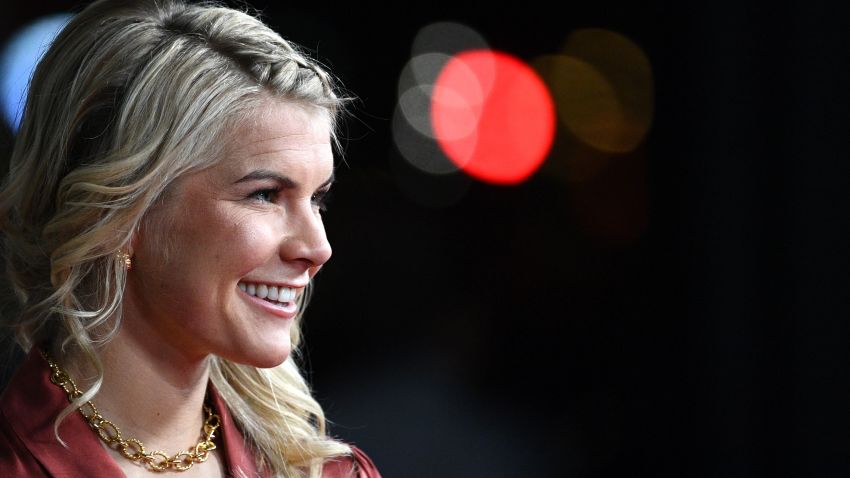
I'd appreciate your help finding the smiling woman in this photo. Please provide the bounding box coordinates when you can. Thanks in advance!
[0,1,379,477]
[131,102,335,370]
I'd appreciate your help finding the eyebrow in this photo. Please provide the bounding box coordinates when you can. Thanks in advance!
[234,169,335,190]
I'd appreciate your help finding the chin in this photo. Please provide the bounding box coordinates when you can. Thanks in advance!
[249,341,292,368]
[251,345,292,369]
[219,334,292,369]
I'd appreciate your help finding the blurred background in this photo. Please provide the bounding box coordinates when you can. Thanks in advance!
[2,1,849,477]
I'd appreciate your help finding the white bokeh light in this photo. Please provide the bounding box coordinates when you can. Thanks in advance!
[392,21,490,183]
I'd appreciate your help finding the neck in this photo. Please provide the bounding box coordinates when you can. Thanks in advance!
[65,319,212,453]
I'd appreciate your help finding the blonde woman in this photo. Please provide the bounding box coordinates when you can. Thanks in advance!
[0,0,380,476]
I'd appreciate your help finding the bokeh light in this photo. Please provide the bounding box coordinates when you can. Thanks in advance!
[398,84,437,140]
[531,28,653,246]
[411,21,489,58]
[397,53,451,139]
[399,51,453,96]
[537,28,654,153]
[392,98,459,175]
[536,55,624,152]
[431,50,556,185]
[0,13,72,132]
[392,22,493,185]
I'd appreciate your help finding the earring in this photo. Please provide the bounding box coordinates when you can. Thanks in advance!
[117,250,132,270]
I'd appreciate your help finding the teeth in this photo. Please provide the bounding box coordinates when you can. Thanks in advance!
[238,281,297,305]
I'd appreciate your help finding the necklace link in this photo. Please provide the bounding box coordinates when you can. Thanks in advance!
[42,351,221,472]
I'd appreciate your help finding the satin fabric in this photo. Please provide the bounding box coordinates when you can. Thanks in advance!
[0,349,380,477]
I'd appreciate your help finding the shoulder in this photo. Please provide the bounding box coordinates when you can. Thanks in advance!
[321,445,382,478]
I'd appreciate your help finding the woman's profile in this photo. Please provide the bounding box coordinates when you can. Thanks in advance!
[0,0,379,476]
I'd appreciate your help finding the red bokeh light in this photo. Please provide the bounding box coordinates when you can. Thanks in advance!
[431,49,555,185]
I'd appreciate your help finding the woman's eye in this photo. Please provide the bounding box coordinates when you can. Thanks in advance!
[249,189,277,203]
[312,189,331,211]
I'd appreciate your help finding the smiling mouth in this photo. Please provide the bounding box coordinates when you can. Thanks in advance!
[238,282,296,307]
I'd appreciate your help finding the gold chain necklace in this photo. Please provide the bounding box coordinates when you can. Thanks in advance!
[42,351,221,472]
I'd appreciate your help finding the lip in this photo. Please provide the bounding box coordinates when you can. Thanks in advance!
[237,286,298,319]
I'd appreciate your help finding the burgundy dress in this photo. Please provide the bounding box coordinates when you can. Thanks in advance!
[0,349,380,477]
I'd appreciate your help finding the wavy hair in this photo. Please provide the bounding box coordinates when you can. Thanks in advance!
[0,0,350,476]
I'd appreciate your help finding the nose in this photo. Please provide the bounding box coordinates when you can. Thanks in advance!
[280,206,332,272]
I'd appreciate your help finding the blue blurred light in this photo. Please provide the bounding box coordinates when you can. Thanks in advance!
[0,13,73,132]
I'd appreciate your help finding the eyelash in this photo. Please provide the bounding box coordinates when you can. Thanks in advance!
[248,188,332,211]
[249,188,280,203]
[312,189,332,212]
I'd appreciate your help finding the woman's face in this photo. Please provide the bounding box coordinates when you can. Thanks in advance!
[125,101,334,368]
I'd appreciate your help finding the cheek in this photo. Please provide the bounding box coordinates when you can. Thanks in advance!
[215,215,282,276]
[142,199,283,289]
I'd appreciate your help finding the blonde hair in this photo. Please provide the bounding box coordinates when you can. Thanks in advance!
[0,0,350,476]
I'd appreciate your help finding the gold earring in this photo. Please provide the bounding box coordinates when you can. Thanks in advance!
[117,251,132,270]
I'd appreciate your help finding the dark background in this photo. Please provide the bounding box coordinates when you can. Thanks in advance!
[3,1,850,477]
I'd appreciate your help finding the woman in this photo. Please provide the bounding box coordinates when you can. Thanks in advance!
[0,0,380,476]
